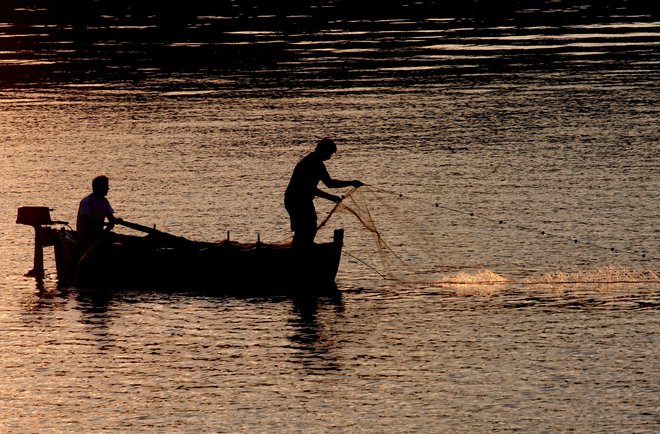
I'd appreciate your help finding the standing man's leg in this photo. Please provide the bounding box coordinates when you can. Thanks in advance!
[286,199,317,248]
[292,219,317,248]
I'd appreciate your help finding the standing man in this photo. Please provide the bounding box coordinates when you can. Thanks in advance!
[76,175,118,245]
[285,138,363,247]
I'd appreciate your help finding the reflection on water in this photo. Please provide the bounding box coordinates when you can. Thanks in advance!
[3,257,659,432]
[288,293,345,373]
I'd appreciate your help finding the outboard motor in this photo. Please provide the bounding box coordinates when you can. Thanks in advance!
[16,207,67,278]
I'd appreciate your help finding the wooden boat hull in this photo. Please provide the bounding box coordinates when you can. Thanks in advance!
[52,229,344,293]
[17,206,343,294]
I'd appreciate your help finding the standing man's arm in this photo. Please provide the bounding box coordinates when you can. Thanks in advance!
[317,170,363,203]
[320,170,363,190]
[315,188,342,203]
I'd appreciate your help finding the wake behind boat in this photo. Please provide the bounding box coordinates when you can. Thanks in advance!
[17,206,343,294]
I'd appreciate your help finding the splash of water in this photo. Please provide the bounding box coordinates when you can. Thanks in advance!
[429,267,659,295]
[522,267,660,291]
[433,269,511,295]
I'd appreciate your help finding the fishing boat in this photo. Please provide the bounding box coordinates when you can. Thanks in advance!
[16,206,343,294]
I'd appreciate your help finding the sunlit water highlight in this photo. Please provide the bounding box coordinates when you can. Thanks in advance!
[1,77,658,431]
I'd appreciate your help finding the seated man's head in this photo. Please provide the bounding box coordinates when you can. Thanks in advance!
[92,175,110,197]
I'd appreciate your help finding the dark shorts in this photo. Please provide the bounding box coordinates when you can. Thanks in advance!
[284,197,317,232]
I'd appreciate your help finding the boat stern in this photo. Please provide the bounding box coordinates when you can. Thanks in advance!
[16,207,68,278]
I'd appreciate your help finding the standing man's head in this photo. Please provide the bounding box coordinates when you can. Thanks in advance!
[92,175,110,197]
[315,137,337,160]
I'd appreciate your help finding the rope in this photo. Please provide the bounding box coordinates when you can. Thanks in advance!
[365,185,657,262]
[341,248,390,280]
[315,187,356,231]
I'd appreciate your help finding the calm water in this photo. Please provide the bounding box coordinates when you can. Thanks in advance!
[1,2,659,432]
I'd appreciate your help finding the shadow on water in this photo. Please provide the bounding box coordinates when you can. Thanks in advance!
[27,275,346,322]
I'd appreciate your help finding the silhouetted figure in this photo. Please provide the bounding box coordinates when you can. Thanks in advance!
[285,138,363,248]
[76,175,118,245]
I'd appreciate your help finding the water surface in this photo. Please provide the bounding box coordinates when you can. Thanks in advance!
[0,1,658,432]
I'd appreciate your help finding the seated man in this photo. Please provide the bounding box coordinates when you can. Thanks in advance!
[76,175,118,245]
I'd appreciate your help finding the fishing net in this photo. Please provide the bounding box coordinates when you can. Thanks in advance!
[318,186,660,292]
